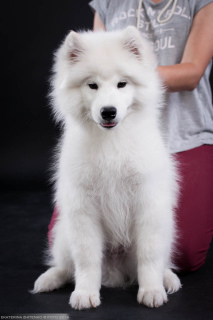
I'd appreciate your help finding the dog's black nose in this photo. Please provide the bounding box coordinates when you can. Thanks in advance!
[100,107,117,121]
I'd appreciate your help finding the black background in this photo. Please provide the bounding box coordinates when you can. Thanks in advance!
[1,0,213,191]
[1,0,93,190]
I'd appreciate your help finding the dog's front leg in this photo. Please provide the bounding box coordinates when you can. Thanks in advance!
[64,198,103,310]
[135,180,173,308]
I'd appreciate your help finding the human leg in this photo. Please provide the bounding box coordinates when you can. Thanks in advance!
[175,145,213,272]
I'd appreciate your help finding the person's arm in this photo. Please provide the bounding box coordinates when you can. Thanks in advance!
[92,4,213,92]
[157,3,213,92]
[93,11,106,31]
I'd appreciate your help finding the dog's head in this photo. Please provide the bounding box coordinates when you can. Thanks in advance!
[51,27,161,130]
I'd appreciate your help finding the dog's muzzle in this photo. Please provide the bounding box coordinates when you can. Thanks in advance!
[100,107,117,129]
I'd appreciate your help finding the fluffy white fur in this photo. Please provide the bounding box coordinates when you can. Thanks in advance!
[32,26,181,309]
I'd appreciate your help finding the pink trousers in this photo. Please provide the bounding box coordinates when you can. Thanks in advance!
[48,145,213,272]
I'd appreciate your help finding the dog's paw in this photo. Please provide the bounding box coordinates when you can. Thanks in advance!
[69,290,101,310]
[31,267,68,293]
[137,287,167,308]
[164,269,182,294]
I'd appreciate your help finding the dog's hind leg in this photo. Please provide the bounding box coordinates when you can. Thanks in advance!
[163,268,182,294]
[31,267,71,293]
[102,246,137,287]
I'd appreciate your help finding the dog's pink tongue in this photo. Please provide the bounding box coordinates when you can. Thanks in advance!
[102,123,115,127]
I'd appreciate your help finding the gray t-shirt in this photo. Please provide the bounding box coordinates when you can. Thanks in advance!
[89,0,213,154]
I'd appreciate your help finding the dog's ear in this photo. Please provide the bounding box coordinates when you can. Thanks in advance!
[65,31,84,63]
[123,26,143,59]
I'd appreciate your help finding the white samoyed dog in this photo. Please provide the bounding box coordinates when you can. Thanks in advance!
[32,26,181,309]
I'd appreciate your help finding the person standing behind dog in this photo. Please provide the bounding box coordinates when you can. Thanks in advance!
[87,0,213,272]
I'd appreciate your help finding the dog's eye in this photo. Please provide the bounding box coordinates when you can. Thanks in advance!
[88,83,98,90]
[117,81,127,89]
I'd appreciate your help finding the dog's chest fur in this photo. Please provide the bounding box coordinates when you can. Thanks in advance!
[80,155,141,246]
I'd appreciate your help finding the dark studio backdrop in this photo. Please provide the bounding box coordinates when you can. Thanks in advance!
[1,0,213,191]
[1,0,94,191]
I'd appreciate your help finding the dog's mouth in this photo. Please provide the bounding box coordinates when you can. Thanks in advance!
[100,121,117,129]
